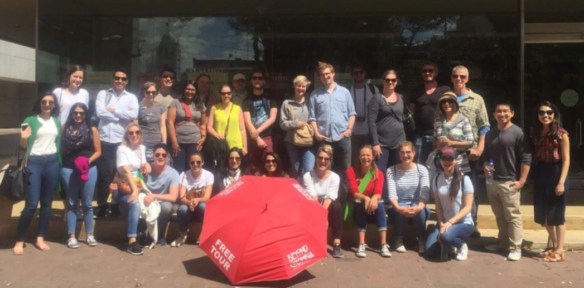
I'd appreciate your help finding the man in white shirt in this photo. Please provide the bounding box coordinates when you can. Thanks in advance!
[348,63,378,166]
[95,67,139,218]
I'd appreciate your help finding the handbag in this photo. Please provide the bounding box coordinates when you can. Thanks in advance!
[287,103,314,147]
[387,94,415,133]
[116,146,145,195]
[0,147,30,201]
[203,104,233,170]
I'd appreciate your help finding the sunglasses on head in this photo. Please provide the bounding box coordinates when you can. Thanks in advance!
[128,130,141,136]
[252,76,264,81]
[538,110,554,116]
[452,74,468,80]
[114,76,128,82]
[41,100,54,106]
[190,160,203,166]
[422,69,435,74]
[155,153,168,158]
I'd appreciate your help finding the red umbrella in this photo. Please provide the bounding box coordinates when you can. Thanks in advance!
[199,176,328,285]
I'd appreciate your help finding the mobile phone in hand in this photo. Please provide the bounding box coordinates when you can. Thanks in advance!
[21,123,29,131]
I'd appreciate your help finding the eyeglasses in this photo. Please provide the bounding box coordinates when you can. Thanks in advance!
[114,76,128,82]
[41,100,54,106]
[442,99,456,105]
[128,130,142,136]
[220,92,232,95]
[265,159,277,164]
[252,76,264,81]
[162,74,175,80]
[189,160,203,166]
[155,153,168,158]
[538,110,554,116]
[229,156,241,161]
[383,78,397,84]
[422,69,435,74]
[73,111,85,116]
[317,156,331,162]
[352,70,364,75]
[145,91,157,96]
[452,74,468,80]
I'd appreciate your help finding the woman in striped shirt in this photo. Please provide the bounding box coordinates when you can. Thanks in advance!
[387,141,430,254]
[433,92,474,174]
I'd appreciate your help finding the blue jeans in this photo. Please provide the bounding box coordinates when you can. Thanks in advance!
[61,166,97,235]
[415,134,434,165]
[355,201,387,232]
[177,202,206,233]
[16,154,60,241]
[387,202,430,238]
[376,147,400,202]
[285,143,315,179]
[114,190,140,238]
[425,223,474,258]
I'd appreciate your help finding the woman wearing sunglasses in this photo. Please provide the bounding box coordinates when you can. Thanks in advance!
[215,147,251,193]
[137,82,167,163]
[114,123,150,256]
[13,92,62,255]
[60,103,102,249]
[168,80,206,174]
[257,152,288,178]
[531,101,570,262]
[172,152,214,247]
[432,92,474,175]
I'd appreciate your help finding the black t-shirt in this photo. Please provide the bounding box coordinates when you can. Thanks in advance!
[242,93,278,138]
[410,85,451,135]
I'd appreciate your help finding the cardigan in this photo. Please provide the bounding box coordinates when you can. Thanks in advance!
[23,115,62,165]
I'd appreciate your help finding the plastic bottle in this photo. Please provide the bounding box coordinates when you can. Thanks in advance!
[486,159,495,185]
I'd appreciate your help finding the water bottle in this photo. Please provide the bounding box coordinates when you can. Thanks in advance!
[439,235,449,261]
[486,159,495,185]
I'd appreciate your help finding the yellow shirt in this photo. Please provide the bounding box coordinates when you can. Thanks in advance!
[213,103,243,149]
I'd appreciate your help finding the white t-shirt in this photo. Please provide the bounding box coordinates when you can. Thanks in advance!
[30,116,58,156]
[434,173,474,225]
[116,145,146,175]
[180,169,214,197]
[53,88,90,124]
[302,170,340,201]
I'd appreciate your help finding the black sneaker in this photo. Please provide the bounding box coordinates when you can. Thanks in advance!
[94,204,108,219]
[127,242,143,256]
[470,227,481,239]
[332,243,344,258]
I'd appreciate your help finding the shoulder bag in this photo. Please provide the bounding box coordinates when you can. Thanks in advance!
[287,103,314,147]
[0,147,30,201]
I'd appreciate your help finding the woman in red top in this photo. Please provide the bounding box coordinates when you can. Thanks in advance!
[531,101,570,262]
[346,145,389,258]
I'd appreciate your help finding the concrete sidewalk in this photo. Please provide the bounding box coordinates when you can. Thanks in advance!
[0,240,582,288]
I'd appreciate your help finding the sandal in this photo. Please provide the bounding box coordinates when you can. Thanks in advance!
[539,247,554,257]
[543,250,565,262]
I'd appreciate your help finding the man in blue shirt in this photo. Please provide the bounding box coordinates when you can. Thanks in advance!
[308,61,356,183]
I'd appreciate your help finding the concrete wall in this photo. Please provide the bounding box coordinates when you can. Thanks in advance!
[0,40,35,83]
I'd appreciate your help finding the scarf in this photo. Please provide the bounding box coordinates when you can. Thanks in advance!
[223,168,241,188]
[63,123,91,154]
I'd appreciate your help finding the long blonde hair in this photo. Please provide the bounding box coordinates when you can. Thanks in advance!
[355,145,379,180]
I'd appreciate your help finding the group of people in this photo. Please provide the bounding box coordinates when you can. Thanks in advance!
[12,61,570,264]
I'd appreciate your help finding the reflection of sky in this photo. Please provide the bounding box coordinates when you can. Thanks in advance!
[134,17,255,73]
[402,19,458,44]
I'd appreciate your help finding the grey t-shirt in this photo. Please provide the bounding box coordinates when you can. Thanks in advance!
[367,93,406,149]
[146,166,180,195]
[139,102,166,147]
[350,84,379,136]
[170,99,206,144]
[483,124,532,181]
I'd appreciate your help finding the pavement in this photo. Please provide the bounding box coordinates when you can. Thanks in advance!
[0,240,582,288]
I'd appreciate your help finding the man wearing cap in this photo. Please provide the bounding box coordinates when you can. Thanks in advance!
[232,73,248,107]
[434,65,490,238]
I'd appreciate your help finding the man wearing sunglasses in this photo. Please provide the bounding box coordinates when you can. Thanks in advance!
[95,67,140,218]
[231,73,248,107]
[348,63,379,166]
[435,65,490,238]
[142,143,180,245]
[409,61,451,165]
[154,65,176,110]
[243,70,279,173]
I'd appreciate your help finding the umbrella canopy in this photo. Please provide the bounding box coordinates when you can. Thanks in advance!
[199,176,328,285]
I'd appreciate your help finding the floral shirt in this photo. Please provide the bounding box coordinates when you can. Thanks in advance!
[530,127,568,163]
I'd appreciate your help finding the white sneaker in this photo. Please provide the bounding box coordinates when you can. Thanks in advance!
[380,244,392,258]
[395,237,406,253]
[356,243,366,258]
[456,242,468,261]
[507,249,522,261]
[417,238,426,254]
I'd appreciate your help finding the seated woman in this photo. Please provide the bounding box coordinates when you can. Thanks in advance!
[142,143,180,246]
[425,147,474,261]
[172,152,214,247]
[346,145,389,258]
[256,152,289,178]
[214,147,251,193]
[303,145,344,258]
[114,123,151,256]
[387,141,430,254]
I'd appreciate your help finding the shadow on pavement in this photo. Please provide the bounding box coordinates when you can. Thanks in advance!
[183,256,316,287]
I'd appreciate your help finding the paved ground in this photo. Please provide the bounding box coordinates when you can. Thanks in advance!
[0,240,581,288]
